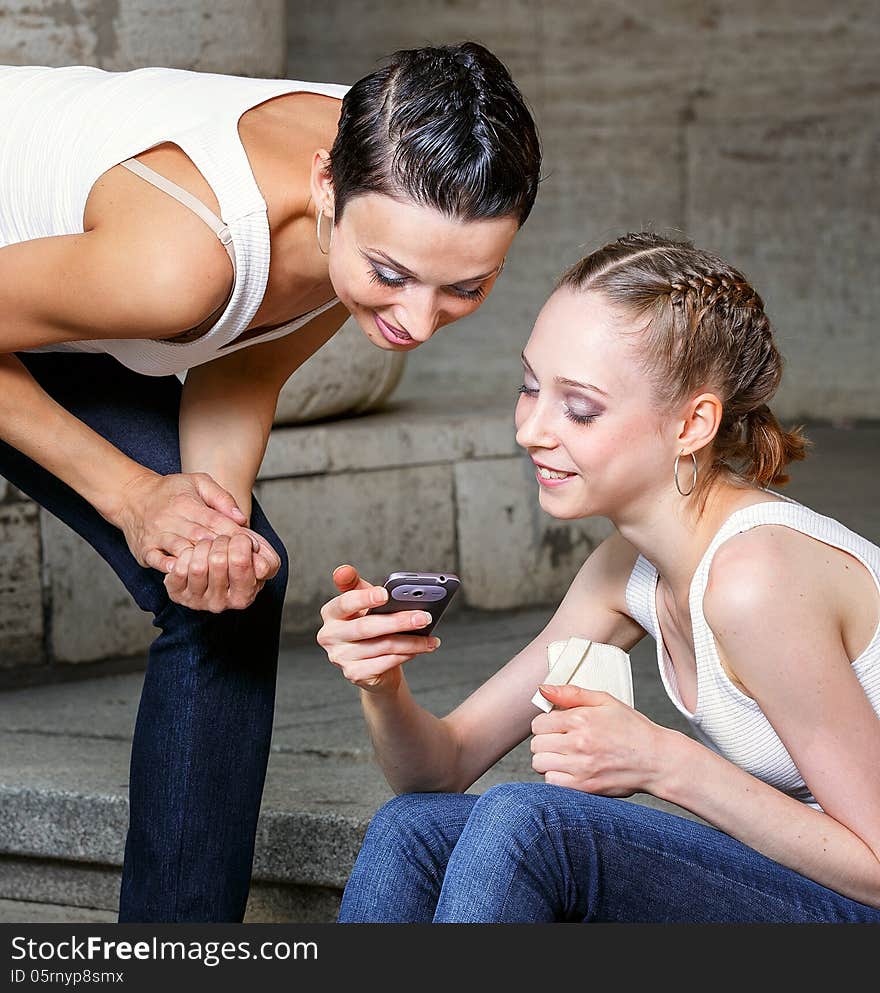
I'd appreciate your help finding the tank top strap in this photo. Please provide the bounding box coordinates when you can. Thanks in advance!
[120,157,236,268]
[625,553,659,637]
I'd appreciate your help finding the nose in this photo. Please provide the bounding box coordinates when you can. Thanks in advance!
[396,287,442,343]
[514,394,558,452]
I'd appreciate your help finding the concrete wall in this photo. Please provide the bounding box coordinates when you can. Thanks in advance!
[0,0,286,75]
[287,1,880,421]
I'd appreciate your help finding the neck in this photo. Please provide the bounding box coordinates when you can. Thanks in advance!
[612,479,765,607]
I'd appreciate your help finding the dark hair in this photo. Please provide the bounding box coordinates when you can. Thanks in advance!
[328,42,541,227]
[558,232,811,516]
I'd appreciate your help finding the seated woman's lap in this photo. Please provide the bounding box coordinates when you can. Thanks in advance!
[341,783,880,923]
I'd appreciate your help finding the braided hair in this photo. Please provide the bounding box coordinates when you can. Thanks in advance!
[558,232,810,514]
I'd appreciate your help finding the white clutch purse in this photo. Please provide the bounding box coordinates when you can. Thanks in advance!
[531,637,634,713]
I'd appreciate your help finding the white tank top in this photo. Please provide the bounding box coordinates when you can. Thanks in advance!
[624,488,880,810]
[0,65,349,376]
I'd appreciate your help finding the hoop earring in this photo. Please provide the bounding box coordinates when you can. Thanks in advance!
[316,205,333,255]
[497,256,506,275]
[674,451,698,496]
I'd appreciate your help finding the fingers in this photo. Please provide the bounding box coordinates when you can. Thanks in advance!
[323,605,433,646]
[528,732,569,755]
[330,654,420,684]
[531,709,576,735]
[205,534,231,604]
[531,750,579,777]
[247,532,281,581]
[187,502,253,552]
[543,770,578,788]
[192,473,248,525]
[228,532,256,582]
[164,533,262,613]
[185,539,212,599]
[144,547,177,574]
[321,585,388,622]
[143,533,198,575]
[329,633,440,665]
[165,545,194,597]
[538,683,611,708]
[333,564,372,594]
[227,533,260,607]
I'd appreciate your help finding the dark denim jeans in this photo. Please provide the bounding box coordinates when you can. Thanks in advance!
[338,782,880,923]
[0,352,289,922]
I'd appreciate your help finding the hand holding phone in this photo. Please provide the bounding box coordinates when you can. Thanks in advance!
[318,566,455,694]
[366,572,460,636]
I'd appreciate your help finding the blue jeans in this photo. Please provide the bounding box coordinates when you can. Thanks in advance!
[0,352,289,922]
[338,782,880,923]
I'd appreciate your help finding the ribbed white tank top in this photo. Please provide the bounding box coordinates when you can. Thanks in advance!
[625,488,880,811]
[0,65,349,376]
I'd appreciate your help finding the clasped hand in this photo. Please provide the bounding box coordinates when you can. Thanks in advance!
[530,683,668,798]
[117,470,282,612]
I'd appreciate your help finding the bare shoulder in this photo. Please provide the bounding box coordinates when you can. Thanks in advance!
[704,523,832,623]
[0,226,219,351]
[84,160,234,339]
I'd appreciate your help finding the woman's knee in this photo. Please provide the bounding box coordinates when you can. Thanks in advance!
[472,781,561,819]
[369,792,462,831]
[364,792,477,850]
[468,782,613,841]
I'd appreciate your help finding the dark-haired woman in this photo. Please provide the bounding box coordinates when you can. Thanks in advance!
[0,44,540,922]
[319,233,880,923]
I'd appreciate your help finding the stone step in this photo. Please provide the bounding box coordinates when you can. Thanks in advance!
[0,607,698,923]
[0,897,116,924]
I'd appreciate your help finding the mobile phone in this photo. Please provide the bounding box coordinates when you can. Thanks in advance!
[367,572,460,637]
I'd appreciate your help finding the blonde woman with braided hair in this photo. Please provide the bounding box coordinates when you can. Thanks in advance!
[318,231,880,923]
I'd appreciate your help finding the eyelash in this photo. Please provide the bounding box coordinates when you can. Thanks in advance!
[368,267,486,301]
[516,385,598,426]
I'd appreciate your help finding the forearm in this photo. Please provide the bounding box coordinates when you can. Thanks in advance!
[361,678,463,795]
[178,367,279,523]
[0,353,154,524]
[656,729,880,907]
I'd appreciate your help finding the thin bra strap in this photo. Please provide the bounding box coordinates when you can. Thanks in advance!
[120,158,236,270]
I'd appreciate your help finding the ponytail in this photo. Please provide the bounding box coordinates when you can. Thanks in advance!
[739,404,811,487]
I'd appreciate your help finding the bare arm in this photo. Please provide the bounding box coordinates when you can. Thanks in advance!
[659,534,880,907]
[178,302,347,520]
[319,531,646,794]
[0,231,261,571]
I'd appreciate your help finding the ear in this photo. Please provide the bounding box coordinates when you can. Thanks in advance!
[676,392,723,457]
[309,149,335,216]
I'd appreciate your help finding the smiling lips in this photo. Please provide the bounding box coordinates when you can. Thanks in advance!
[374,312,414,345]
[533,461,577,487]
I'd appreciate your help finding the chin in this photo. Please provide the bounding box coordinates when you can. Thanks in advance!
[537,490,588,521]
[348,310,390,348]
